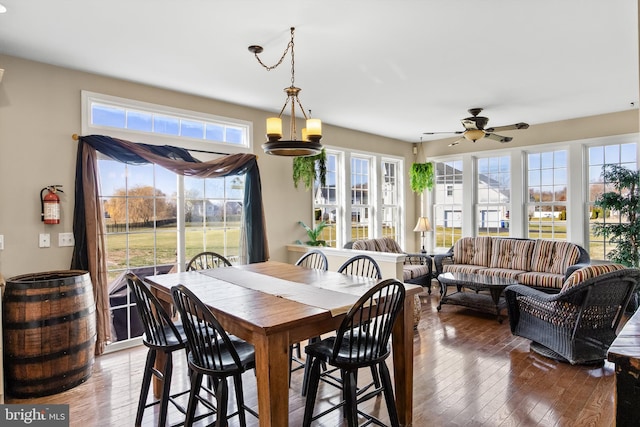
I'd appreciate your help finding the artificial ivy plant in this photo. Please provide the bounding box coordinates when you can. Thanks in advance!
[292,148,327,190]
[410,162,434,193]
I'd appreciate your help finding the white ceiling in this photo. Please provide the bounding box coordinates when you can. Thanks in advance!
[0,1,638,143]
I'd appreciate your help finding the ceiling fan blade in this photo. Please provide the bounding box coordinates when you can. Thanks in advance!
[448,137,464,147]
[423,131,464,135]
[461,118,480,130]
[485,133,513,143]
[484,122,529,133]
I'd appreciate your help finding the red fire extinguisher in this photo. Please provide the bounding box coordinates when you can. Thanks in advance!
[41,185,63,224]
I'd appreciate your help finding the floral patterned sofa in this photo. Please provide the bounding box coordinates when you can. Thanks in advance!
[434,237,591,291]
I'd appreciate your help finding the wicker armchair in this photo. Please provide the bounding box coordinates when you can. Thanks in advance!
[505,266,640,365]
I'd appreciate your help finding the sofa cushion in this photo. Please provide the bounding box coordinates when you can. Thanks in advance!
[512,240,536,271]
[516,271,566,289]
[453,237,492,267]
[442,264,488,274]
[489,239,535,271]
[471,236,493,267]
[352,237,403,254]
[530,239,556,272]
[530,240,580,274]
[452,237,475,264]
[549,242,581,275]
[490,238,515,269]
[352,239,377,251]
[403,264,431,281]
[480,268,526,280]
[560,264,626,292]
[377,237,404,253]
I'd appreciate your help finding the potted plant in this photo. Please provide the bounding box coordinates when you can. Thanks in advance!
[410,162,434,193]
[295,220,328,246]
[592,164,639,268]
[292,148,327,191]
[592,164,639,312]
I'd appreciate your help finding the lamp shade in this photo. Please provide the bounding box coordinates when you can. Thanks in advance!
[413,217,432,233]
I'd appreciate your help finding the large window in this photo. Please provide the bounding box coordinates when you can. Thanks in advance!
[314,151,341,248]
[184,175,244,263]
[526,150,568,240]
[587,142,638,260]
[381,159,402,242]
[313,149,403,248]
[83,91,252,152]
[83,92,247,350]
[476,155,511,237]
[351,156,373,241]
[434,160,463,250]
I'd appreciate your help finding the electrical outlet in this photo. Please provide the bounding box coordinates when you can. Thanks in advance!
[0,234,4,250]
[39,233,51,248]
[58,232,75,247]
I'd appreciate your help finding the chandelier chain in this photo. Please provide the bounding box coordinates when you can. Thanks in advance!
[253,28,296,83]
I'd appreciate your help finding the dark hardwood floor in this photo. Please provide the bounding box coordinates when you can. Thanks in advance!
[6,284,617,426]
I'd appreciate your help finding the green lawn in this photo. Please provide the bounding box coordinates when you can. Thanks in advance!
[105,224,240,280]
[104,219,612,281]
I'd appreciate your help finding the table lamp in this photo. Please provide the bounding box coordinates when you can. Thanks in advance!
[413,217,432,253]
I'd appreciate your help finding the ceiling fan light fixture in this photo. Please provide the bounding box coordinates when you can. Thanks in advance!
[464,129,485,142]
[249,27,323,157]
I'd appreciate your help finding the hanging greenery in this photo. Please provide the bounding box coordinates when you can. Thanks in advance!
[410,162,434,193]
[292,148,327,190]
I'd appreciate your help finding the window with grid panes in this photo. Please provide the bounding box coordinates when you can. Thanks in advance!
[476,155,511,237]
[434,160,463,251]
[587,142,638,260]
[526,150,568,240]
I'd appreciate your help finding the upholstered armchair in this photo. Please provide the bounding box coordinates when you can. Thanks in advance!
[505,265,640,365]
[349,237,433,292]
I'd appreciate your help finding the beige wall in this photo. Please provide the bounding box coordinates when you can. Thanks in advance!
[0,54,415,278]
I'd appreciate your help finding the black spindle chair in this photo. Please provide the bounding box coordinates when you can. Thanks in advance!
[291,249,329,386]
[171,284,258,427]
[295,249,329,270]
[337,254,382,279]
[186,251,232,271]
[126,273,190,427]
[303,278,406,427]
[301,254,384,397]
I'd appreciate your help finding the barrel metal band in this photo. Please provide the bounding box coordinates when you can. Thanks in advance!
[3,284,90,302]
[5,337,96,364]
[4,306,96,330]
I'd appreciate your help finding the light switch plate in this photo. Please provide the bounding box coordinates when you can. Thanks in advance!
[39,233,50,248]
[0,234,4,250]
[58,232,75,247]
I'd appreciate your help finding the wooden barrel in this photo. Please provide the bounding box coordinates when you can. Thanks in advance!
[3,270,97,398]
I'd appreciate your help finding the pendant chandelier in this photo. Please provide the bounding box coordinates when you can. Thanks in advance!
[249,27,323,157]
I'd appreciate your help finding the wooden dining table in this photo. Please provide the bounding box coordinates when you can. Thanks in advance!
[144,260,420,427]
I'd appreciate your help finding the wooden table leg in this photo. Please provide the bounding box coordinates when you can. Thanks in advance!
[392,294,414,426]
[254,332,290,427]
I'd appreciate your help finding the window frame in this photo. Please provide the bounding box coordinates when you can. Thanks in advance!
[82,90,253,154]
[312,146,404,249]
[585,138,639,261]
[525,148,569,241]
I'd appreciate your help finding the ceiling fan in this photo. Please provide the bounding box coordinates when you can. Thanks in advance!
[424,108,529,147]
